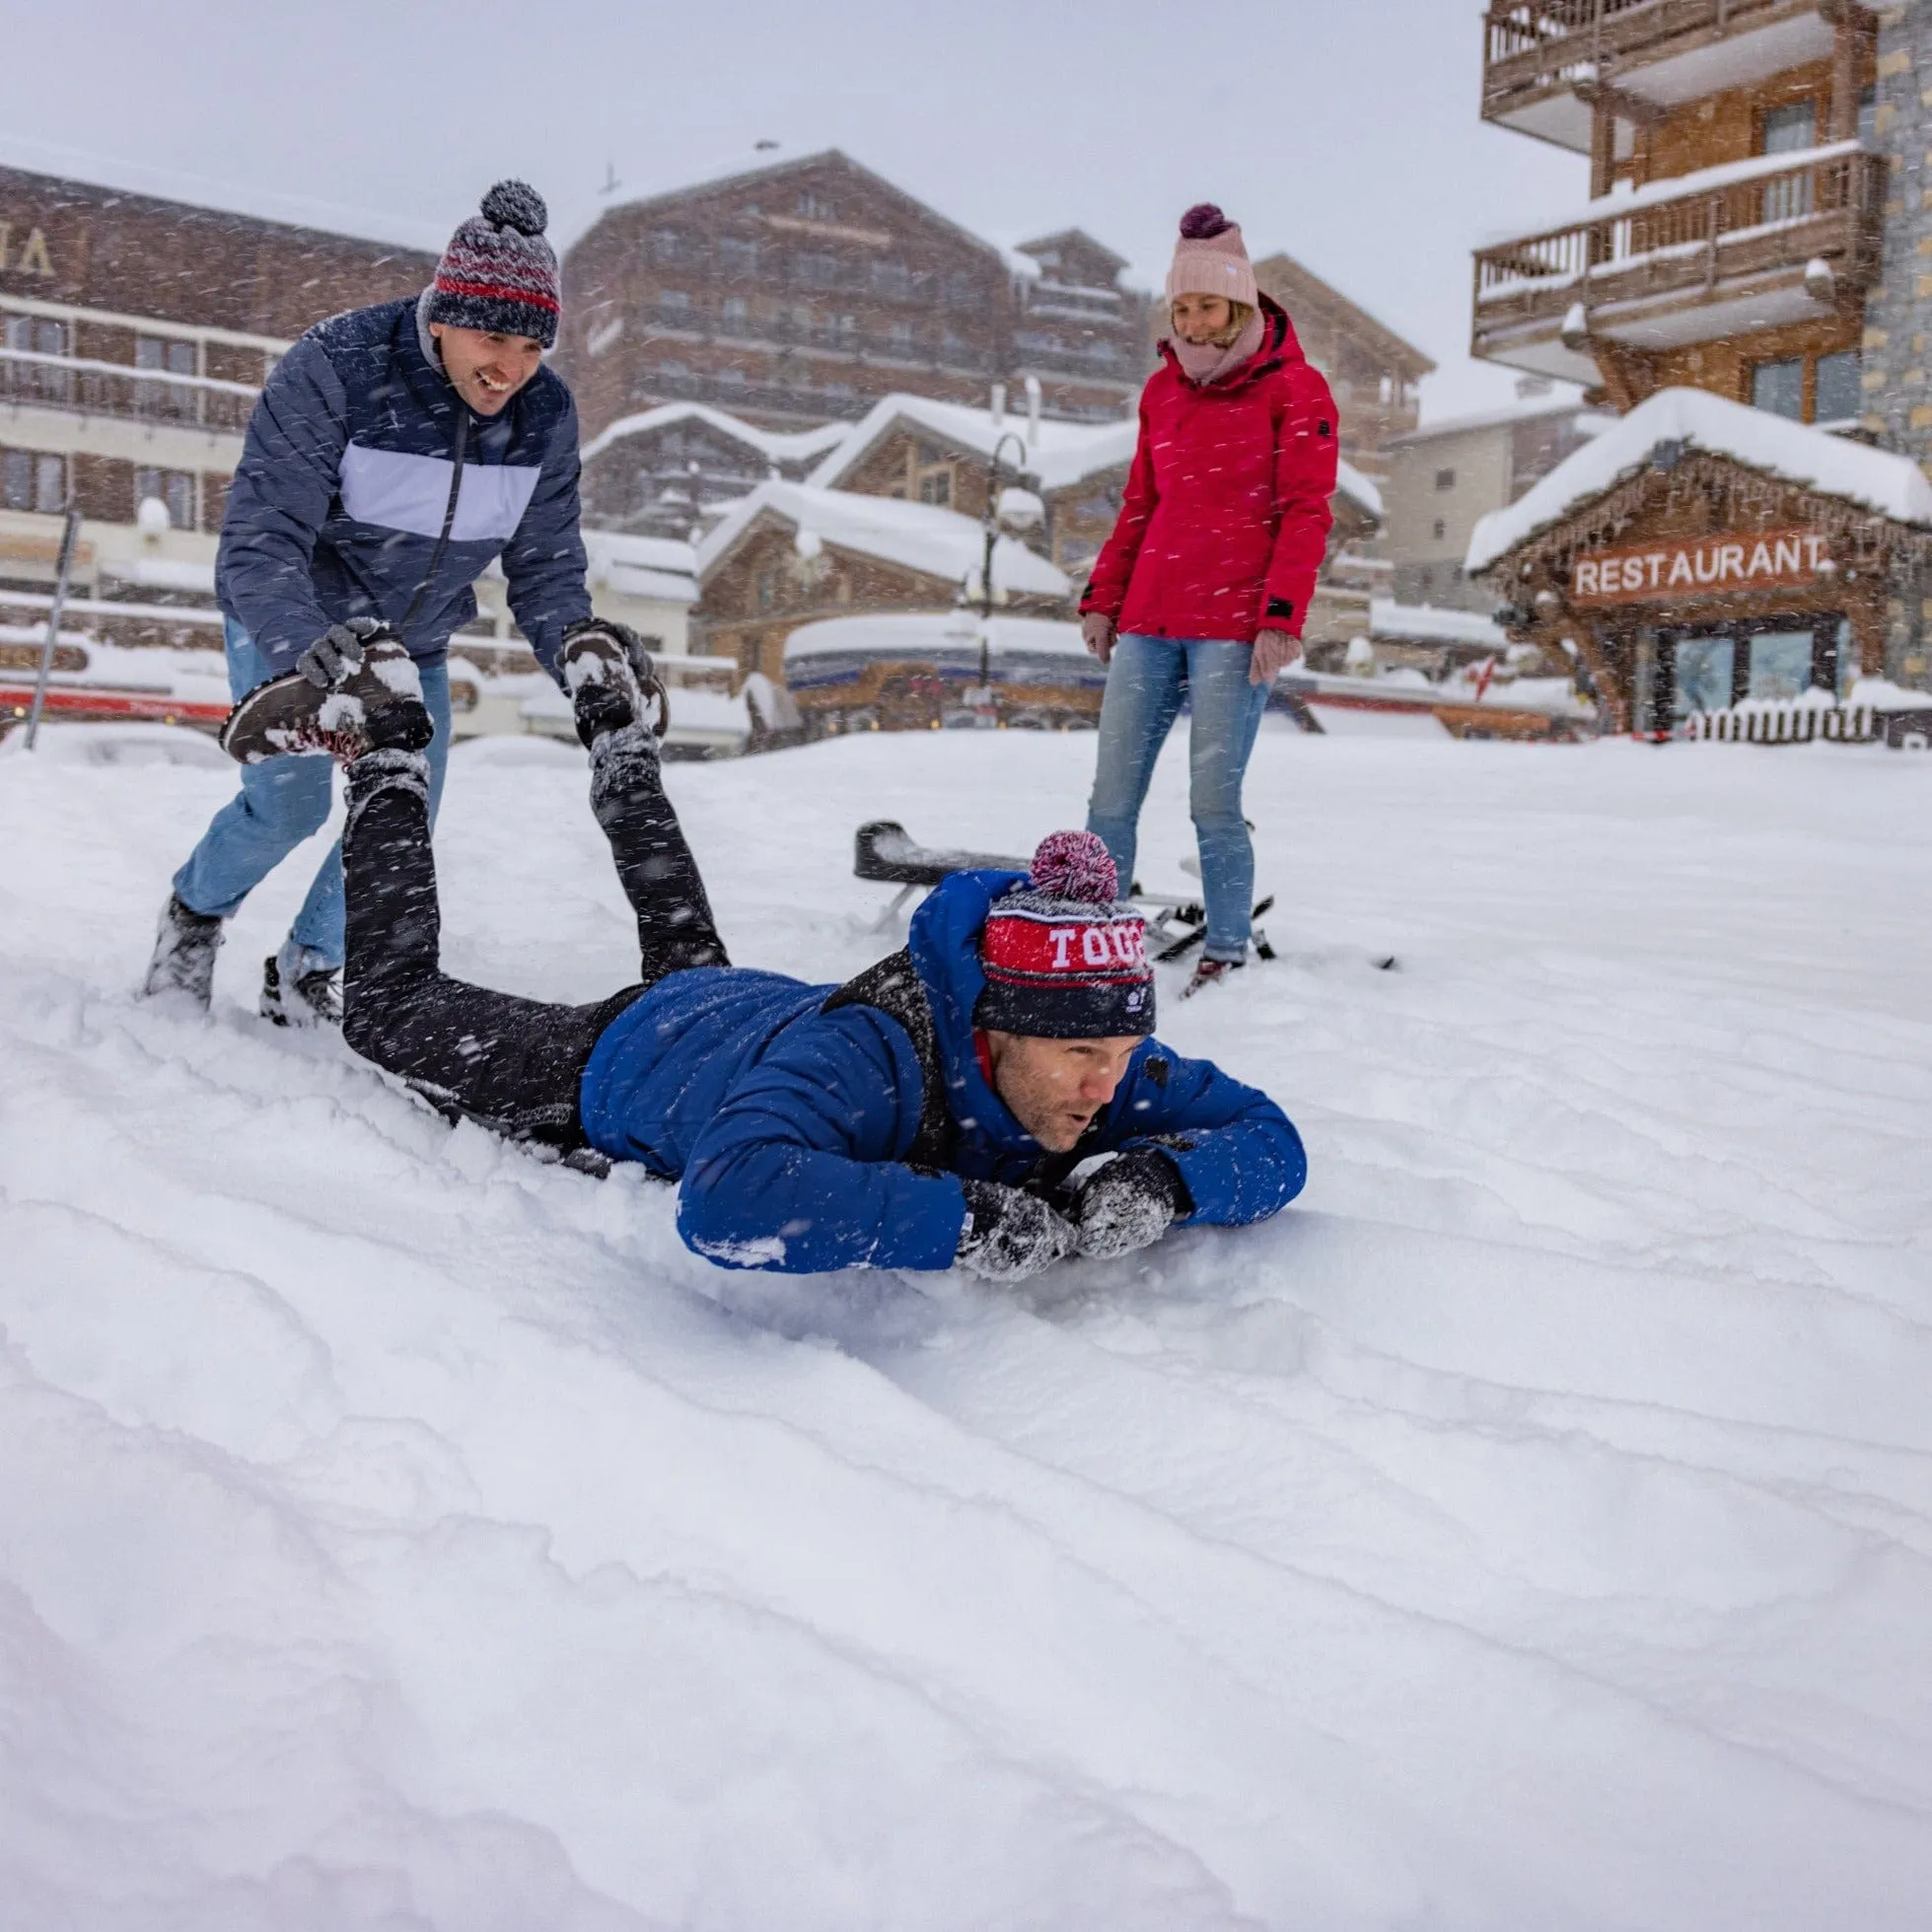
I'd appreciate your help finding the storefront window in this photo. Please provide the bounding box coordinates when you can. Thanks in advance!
[1673,636,1734,716]
[1752,358,1805,420]
[1815,351,1861,424]
[1748,631,1814,701]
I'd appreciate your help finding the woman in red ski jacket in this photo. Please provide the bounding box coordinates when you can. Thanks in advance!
[1081,203,1338,993]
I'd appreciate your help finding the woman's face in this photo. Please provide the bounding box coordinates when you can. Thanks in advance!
[1171,293,1234,343]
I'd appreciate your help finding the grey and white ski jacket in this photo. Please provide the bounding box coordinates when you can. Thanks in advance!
[215,295,591,681]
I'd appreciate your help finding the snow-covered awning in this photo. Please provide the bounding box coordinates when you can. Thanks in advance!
[1466,388,1932,576]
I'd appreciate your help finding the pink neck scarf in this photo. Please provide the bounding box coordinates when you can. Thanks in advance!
[1168,308,1267,387]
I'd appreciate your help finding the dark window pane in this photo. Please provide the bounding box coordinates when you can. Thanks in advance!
[1815,350,1861,422]
[1752,357,1804,419]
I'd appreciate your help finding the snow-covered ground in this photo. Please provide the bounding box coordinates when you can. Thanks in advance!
[3,721,1930,1930]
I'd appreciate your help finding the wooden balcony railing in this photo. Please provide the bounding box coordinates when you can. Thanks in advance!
[1472,145,1884,332]
[1483,0,1834,126]
[0,346,259,436]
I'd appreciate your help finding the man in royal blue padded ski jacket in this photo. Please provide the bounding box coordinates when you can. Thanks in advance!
[142,179,607,1029]
[211,619,1308,1282]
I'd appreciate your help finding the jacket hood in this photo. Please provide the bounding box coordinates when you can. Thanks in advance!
[907,868,1038,1167]
[1156,292,1302,394]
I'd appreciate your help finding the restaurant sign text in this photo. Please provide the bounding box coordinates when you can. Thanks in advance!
[1571,529,1832,607]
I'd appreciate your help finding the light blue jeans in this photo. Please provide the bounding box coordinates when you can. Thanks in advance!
[173,618,452,967]
[1086,635,1270,962]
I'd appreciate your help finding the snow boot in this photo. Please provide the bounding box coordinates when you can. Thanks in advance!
[259,937,342,1028]
[220,628,432,766]
[1180,957,1244,1000]
[560,619,668,748]
[140,892,225,1007]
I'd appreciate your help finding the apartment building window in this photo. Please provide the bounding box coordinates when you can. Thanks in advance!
[1760,101,1817,221]
[2,448,65,512]
[659,289,691,316]
[5,316,72,405]
[872,259,912,299]
[1815,349,1862,423]
[827,314,857,345]
[651,230,683,263]
[658,359,691,380]
[1751,356,1805,420]
[136,466,197,529]
[1859,85,1878,148]
[888,321,916,354]
[717,367,747,389]
[917,465,953,508]
[1432,518,1447,541]
[798,192,837,222]
[1434,467,1456,491]
[721,296,750,328]
[137,336,196,378]
[719,238,758,278]
[796,251,840,288]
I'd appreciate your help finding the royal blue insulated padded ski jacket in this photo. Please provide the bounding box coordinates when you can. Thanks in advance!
[216,296,592,679]
[577,868,1308,1274]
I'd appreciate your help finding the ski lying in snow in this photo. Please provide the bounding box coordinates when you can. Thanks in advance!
[854,820,1276,961]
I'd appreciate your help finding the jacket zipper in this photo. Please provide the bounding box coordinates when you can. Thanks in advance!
[399,404,470,637]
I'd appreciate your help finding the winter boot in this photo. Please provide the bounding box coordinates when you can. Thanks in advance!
[1180,957,1244,1000]
[560,619,668,748]
[140,892,225,1007]
[260,936,342,1028]
[221,627,432,766]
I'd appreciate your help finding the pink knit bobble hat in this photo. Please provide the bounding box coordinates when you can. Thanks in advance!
[1166,203,1257,309]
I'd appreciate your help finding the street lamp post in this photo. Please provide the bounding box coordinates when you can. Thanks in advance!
[968,429,1033,727]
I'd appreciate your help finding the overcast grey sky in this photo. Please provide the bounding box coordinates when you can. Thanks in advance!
[6,0,1585,421]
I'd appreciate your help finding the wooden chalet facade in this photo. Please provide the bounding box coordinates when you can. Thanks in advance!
[1472,0,1882,418]
[1467,390,1932,732]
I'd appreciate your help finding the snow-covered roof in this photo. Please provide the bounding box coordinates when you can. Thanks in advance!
[783,611,1090,664]
[1484,140,1866,249]
[698,481,1071,600]
[807,394,1136,495]
[1369,600,1508,647]
[1386,392,1599,449]
[1335,459,1384,522]
[583,529,700,606]
[580,402,853,469]
[0,132,446,254]
[1466,388,1932,574]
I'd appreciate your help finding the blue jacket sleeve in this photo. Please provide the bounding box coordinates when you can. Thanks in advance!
[677,1006,969,1274]
[1110,1044,1306,1227]
[501,391,593,683]
[216,335,350,674]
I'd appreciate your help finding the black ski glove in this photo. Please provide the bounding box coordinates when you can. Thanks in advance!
[1071,1148,1189,1260]
[955,1178,1079,1282]
[296,617,394,690]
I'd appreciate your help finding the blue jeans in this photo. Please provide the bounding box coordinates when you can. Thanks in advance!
[1086,635,1270,962]
[173,618,452,967]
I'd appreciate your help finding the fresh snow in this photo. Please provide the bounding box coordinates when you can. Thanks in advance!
[1466,386,1932,574]
[1368,598,1509,648]
[4,723,1932,1929]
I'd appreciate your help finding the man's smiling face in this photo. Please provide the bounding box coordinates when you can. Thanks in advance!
[428,322,544,416]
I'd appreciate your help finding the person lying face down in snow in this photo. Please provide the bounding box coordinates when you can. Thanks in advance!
[218,625,1307,1280]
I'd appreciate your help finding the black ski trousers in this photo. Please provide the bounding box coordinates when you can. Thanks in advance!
[340,725,728,1149]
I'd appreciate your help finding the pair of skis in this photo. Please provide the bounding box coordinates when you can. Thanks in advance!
[852,821,1279,966]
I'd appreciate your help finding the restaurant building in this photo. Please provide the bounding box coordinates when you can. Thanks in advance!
[1467,386,1932,732]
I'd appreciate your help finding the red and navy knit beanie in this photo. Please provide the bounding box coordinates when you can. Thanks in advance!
[974,831,1155,1039]
[426,180,560,348]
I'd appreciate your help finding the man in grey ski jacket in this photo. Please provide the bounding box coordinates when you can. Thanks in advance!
[142,179,598,1025]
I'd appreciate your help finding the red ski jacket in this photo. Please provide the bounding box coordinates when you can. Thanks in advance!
[1080,297,1338,644]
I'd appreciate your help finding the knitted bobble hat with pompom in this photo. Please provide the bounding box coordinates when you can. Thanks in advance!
[1166,201,1257,309]
[426,179,561,347]
[975,831,1155,1040]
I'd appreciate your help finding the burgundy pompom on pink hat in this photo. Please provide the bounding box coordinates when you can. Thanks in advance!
[975,831,1155,1039]
[1166,202,1257,309]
